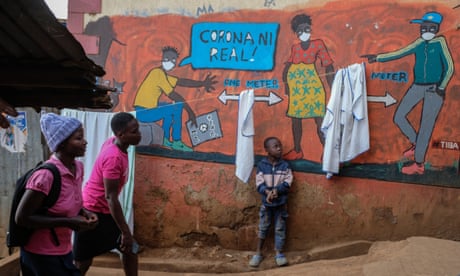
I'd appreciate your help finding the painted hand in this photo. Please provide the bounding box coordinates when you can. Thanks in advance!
[361,54,377,63]
[436,87,445,99]
[202,73,218,93]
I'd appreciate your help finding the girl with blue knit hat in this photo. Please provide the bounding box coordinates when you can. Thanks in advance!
[15,113,99,275]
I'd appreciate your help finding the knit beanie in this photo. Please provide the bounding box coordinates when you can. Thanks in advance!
[40,113,82,152]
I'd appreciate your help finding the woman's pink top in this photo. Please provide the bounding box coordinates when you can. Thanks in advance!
[83,136,128,214]
[24,155,84,255]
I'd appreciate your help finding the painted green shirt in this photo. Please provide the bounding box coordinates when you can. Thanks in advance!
[377,36,453,89]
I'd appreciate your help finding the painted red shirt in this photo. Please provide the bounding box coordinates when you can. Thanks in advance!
[287,39,333,67]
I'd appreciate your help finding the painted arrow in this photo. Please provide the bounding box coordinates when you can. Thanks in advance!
[218,89,239,105]
[218,89,283,106]
[367,91,397,107]
[255,91,283,105]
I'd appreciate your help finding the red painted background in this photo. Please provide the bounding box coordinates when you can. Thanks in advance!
[104,2,459,168]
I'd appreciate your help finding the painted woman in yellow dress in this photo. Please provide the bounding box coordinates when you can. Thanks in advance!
[282,14,335,160]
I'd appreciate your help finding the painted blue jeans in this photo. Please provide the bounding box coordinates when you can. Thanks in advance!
[258,204,288,251]
[135,102,184,141]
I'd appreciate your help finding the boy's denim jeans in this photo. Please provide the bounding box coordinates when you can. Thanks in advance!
[258,204,288,251]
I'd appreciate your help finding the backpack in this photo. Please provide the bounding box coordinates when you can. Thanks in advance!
[6,162,61,248]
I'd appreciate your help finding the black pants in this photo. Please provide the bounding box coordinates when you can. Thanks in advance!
[20,248,80,276]
[73,212,121,261]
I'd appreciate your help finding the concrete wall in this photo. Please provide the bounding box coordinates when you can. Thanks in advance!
[134,154,460,251]
[71,0,460,251]
[0,109,46,257]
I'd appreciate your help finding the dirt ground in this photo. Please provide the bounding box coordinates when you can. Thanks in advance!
[87,236,460,275]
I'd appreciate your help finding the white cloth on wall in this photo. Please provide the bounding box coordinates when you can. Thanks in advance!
[321,63,369,176]
[235,89,255,183]
[321,70,344,175]
[61,109,134,232]
[340,62,369,161]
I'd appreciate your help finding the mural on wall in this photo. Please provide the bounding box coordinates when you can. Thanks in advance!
[282,13,335,161]
[363,11,454,175]
[85,16,126,110]
[133,46,218,152]
[179,22,279,71]
[86,1,460,187]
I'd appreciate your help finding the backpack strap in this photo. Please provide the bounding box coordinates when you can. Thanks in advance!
[35,162,62,246]
[37,163,62,208]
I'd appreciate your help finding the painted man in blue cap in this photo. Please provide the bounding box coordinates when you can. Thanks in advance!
[364,11,454,175]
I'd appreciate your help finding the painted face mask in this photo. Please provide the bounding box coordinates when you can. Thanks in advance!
[298,32,311,42]
[419,23,438,41]
[162,61,175,71]
[421,32,436,41]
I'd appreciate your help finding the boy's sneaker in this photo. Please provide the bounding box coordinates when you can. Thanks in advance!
[249,254,263,267]
[275,253,288,266]
[401,162,424,175]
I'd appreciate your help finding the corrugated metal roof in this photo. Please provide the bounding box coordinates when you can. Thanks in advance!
[0,0,112,110]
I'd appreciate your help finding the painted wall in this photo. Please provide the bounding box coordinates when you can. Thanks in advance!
[70,0,460,250]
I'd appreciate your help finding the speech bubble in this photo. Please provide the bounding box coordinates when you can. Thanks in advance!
[179,22,279,71]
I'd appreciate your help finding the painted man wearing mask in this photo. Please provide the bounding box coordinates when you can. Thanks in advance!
[282,14,335,161]
[134,46,217,151]
[365,11,454,175]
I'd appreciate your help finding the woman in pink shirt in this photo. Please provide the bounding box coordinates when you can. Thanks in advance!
[15,113,98,276]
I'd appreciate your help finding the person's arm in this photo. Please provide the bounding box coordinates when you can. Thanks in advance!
[255,168,268,196]
[275,166,293,196]
[176,73,217,92]
[168,91,197,127]
[104,178,133,253]
[437,37,454,94]
[256,182,269,195]
[282,62,292,95]
[15,189,96,231]
[325,64,335,89]
[256,169,275,203]
[361,40,418,64]
[80,208,98,223]
[257,183,275,203]
[275,182,290,196]
[375,39,420,62]
[0,97,18,128]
